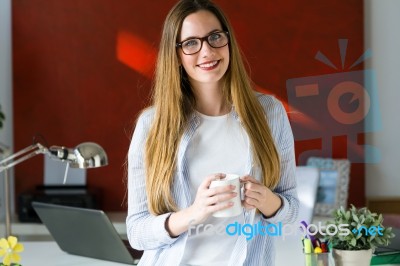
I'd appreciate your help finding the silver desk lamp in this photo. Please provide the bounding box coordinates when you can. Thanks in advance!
[0,142,108,237]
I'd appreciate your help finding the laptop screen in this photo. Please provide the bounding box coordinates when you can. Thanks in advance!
[32,201,142,265]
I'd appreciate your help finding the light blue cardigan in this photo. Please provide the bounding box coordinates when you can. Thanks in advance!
[126,93,299,266]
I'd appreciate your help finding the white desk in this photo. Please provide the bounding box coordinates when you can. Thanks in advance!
[18,238,307,266]
[20,241,134,266]
[275,234,305,265]
[17,233,400,266]
[19,239,297,266]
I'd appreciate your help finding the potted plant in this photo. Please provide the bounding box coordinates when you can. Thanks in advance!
[325,205,395,266]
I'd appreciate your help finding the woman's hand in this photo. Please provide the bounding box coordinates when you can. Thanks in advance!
[188,173,237,225]
[240,175,282,218]
[166,173,237,237]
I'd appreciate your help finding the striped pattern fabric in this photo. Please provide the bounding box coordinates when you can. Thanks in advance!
[126,94,299,266]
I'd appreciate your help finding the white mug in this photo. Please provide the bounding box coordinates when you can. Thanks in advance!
[209,174,242,218]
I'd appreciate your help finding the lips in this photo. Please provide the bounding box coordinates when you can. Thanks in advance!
[197,60,220,70]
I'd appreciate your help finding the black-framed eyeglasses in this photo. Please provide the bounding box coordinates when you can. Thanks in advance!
[176,31,229,55]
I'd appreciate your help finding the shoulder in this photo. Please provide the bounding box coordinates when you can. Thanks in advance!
[254,92,286,116]
[130,106,156,140]
[136,106,156,128]
[128,107,155,154]
[254,92,291,140]
[137,106,156,121]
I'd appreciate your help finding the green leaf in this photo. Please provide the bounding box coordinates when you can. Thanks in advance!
[350,238,357,247]
[370,234,376,241]
[352,213,359,223]
[359,215,365,224]
[345,210,351,220]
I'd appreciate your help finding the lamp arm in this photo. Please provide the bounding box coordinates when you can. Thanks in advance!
[0,143,48,173]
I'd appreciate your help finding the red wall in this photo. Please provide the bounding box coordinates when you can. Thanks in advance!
[12,0,364,211]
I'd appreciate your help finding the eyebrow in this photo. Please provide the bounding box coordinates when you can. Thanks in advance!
[180,29,223,42]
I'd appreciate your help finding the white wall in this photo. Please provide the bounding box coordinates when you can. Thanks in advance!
[365,0,400,197]
[0,1,13,145]
[0,0,14,222]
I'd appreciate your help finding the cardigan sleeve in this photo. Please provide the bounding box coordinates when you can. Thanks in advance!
[258,95,299,224]
[126,109,180,250]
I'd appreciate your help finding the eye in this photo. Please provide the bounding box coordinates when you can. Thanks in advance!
[209,32,222,42]
[182,39,199,48]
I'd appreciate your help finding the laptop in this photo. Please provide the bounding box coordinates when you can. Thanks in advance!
[374,227,400,255]
[32,201,143,265]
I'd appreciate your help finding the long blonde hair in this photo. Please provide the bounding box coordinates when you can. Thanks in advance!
[145,0,280,215]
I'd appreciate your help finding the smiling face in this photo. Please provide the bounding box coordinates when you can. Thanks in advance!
[178,10,230,89]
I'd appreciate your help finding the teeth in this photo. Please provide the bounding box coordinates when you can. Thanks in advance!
[199,61,218,68]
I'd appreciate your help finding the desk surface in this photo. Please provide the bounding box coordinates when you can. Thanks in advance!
[20,241,135,266]
[19,234,400,266]
[20,239,298,266]
[17,235,313,266]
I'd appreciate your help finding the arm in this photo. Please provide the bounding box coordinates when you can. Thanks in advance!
[261,96,299,224]
[242,95,298,223]
[126,110,179,250]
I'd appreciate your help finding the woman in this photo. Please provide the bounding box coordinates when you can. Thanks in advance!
[126,0,299,265]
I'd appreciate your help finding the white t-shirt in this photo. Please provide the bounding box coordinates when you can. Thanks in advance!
[180,111,249,266]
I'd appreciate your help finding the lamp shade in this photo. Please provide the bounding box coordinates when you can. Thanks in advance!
[71,142,108,169]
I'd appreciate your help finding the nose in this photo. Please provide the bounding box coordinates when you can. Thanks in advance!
[199,39,214,56]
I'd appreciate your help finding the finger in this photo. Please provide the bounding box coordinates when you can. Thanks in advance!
[206,191,237,206]
[244,189,261,200]
[199,173,226,190]
[206,184,236,197]
[240,175,261,184]
[208,201,234,214]
[244,196,259,207]
[244,181,263,194]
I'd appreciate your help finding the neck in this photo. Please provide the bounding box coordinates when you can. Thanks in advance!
[191,80,230,116]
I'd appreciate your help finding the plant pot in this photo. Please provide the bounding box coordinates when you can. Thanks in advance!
[332,248,373,266]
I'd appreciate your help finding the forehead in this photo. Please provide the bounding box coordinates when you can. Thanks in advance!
[180,10,223,40]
